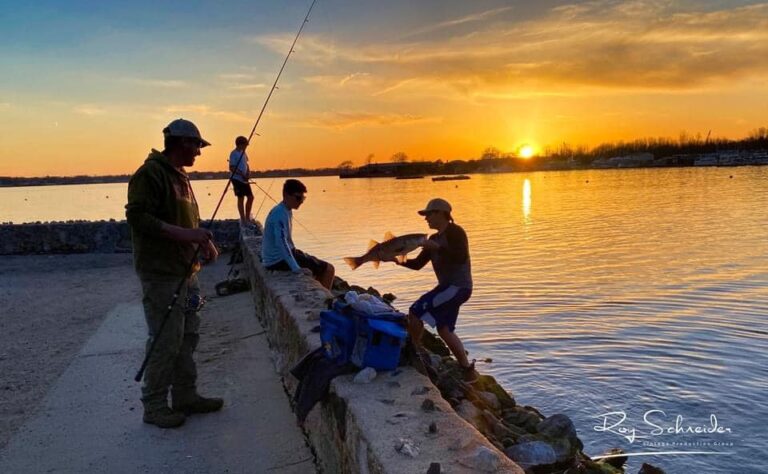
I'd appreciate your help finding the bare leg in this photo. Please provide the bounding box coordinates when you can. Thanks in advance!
[437,326,470,368]
[318,263,335,290]
[237,196,246,224]
[245,195,255,222]
[407,312,425,349]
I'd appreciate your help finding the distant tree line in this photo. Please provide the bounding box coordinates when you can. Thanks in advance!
[3,127,766,187]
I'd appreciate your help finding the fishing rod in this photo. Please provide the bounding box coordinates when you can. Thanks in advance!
[134,0,318,382]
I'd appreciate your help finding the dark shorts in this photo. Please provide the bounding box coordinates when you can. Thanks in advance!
[410,284,472,332]
[266,249,329,278]
[231,179,253,198]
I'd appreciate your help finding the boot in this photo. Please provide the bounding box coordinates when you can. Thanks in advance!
[143,406,186,428]
[172,393,224,415]
[462,361,480,384]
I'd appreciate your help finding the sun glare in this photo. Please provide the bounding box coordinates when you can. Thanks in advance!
[519,144,535,159]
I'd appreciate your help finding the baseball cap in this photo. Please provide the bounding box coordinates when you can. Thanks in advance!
[162,118,211,147]
[418,198,452,215]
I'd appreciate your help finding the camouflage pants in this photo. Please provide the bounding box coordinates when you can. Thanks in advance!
[139,274,201,411]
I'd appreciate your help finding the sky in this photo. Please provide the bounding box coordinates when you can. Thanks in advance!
[1,0,767,176]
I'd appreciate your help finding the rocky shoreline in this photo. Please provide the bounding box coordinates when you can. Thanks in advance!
[0,220,240,255]
[331,278,666,474]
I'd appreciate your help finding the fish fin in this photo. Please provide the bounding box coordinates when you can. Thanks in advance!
[384,231,396,242]
[372,260,380,269]
[343,257,360,270]
[367,240,379,251]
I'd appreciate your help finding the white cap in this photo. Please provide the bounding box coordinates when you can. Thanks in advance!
[418,198,452,215]
[163,118,211,147]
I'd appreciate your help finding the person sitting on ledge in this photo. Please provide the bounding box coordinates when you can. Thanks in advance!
[387,198,479,383]
[261,179,335,290]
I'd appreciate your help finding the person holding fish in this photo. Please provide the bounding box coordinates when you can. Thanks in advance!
[344,198,479,383]
[262,179,335,289]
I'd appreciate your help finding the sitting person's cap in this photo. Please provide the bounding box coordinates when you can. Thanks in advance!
[163,118,211,147]
[418,198,452,215]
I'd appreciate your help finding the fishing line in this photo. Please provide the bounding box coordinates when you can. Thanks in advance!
[134,0,318,382]
[249,178,323,242]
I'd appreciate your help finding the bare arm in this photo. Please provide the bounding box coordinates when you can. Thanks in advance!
[399,248,430,270]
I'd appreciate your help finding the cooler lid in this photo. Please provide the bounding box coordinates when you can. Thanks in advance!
[367,319,407,339]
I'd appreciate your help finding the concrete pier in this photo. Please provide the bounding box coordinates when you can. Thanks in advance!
[0,256,313,473]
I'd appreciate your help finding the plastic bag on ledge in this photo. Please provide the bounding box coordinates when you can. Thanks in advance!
[344,291,394,315]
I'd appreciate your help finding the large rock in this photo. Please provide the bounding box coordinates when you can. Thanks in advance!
[638,463,666,474]
[478,391,501,411]
[456,400,487,433]
[458,446,503,472]
[503,406,543,433]
[473,374,516,409]
[504,441,557,470]
[537,413,583,451]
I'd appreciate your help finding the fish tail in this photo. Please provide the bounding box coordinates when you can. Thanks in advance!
[344,257,361,270]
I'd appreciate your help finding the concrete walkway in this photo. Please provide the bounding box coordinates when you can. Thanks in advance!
[0,259,314,473]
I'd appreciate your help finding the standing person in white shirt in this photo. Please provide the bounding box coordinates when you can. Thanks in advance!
[229,136,254,226]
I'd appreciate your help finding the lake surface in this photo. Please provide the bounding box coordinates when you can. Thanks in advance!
[3,167,767,473]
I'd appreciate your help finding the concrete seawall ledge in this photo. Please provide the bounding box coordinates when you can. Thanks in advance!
[241,231,525,473]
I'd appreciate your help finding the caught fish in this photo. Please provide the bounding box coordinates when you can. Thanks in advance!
[344,232,427,270]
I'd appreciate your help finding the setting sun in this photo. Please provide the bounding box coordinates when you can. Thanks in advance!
[519,145,535,159]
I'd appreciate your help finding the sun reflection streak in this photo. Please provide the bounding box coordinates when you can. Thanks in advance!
[522,178,532,223]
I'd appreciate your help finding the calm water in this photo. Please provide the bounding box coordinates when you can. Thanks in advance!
[3,167,767,473]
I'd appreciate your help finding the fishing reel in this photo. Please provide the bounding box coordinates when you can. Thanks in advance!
[186,292,206,312]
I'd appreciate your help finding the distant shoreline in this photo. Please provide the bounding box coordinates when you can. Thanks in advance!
[0,162,768,188]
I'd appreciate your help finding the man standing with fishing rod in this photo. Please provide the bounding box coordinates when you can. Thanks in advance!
[126,119,223,428]
[126,1,318,429]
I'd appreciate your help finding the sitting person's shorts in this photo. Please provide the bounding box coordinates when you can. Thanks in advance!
[410,284,472,332]
[231,179,253,197]
[265,249,329,278]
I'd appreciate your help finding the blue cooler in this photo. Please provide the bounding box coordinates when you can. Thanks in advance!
[320,309,356,364]
[351,316,407,370]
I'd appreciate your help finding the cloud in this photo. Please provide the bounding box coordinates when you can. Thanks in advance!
[402,5,514,39]
[215,72,268,92]
[0,102,10,110]
[229,83,267,91]
[163,104,252,123]
[300,111,440,130]
[73,104,107,116]
[125,78,188,88]
[304,72,372,89]
[260,1,768,98]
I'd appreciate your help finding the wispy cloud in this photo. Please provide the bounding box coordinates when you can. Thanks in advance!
[163,104,252,123]
[259,1,768,98]
[215,72,269,94]
[125,78,188,88]
[73,104,107,116]
[0,102,11,110]
[304,72,373,89]
[402,6,513,39]
[300,111,439,130]
[229,83,267,91]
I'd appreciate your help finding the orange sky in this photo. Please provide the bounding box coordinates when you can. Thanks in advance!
[1,1,767,176]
